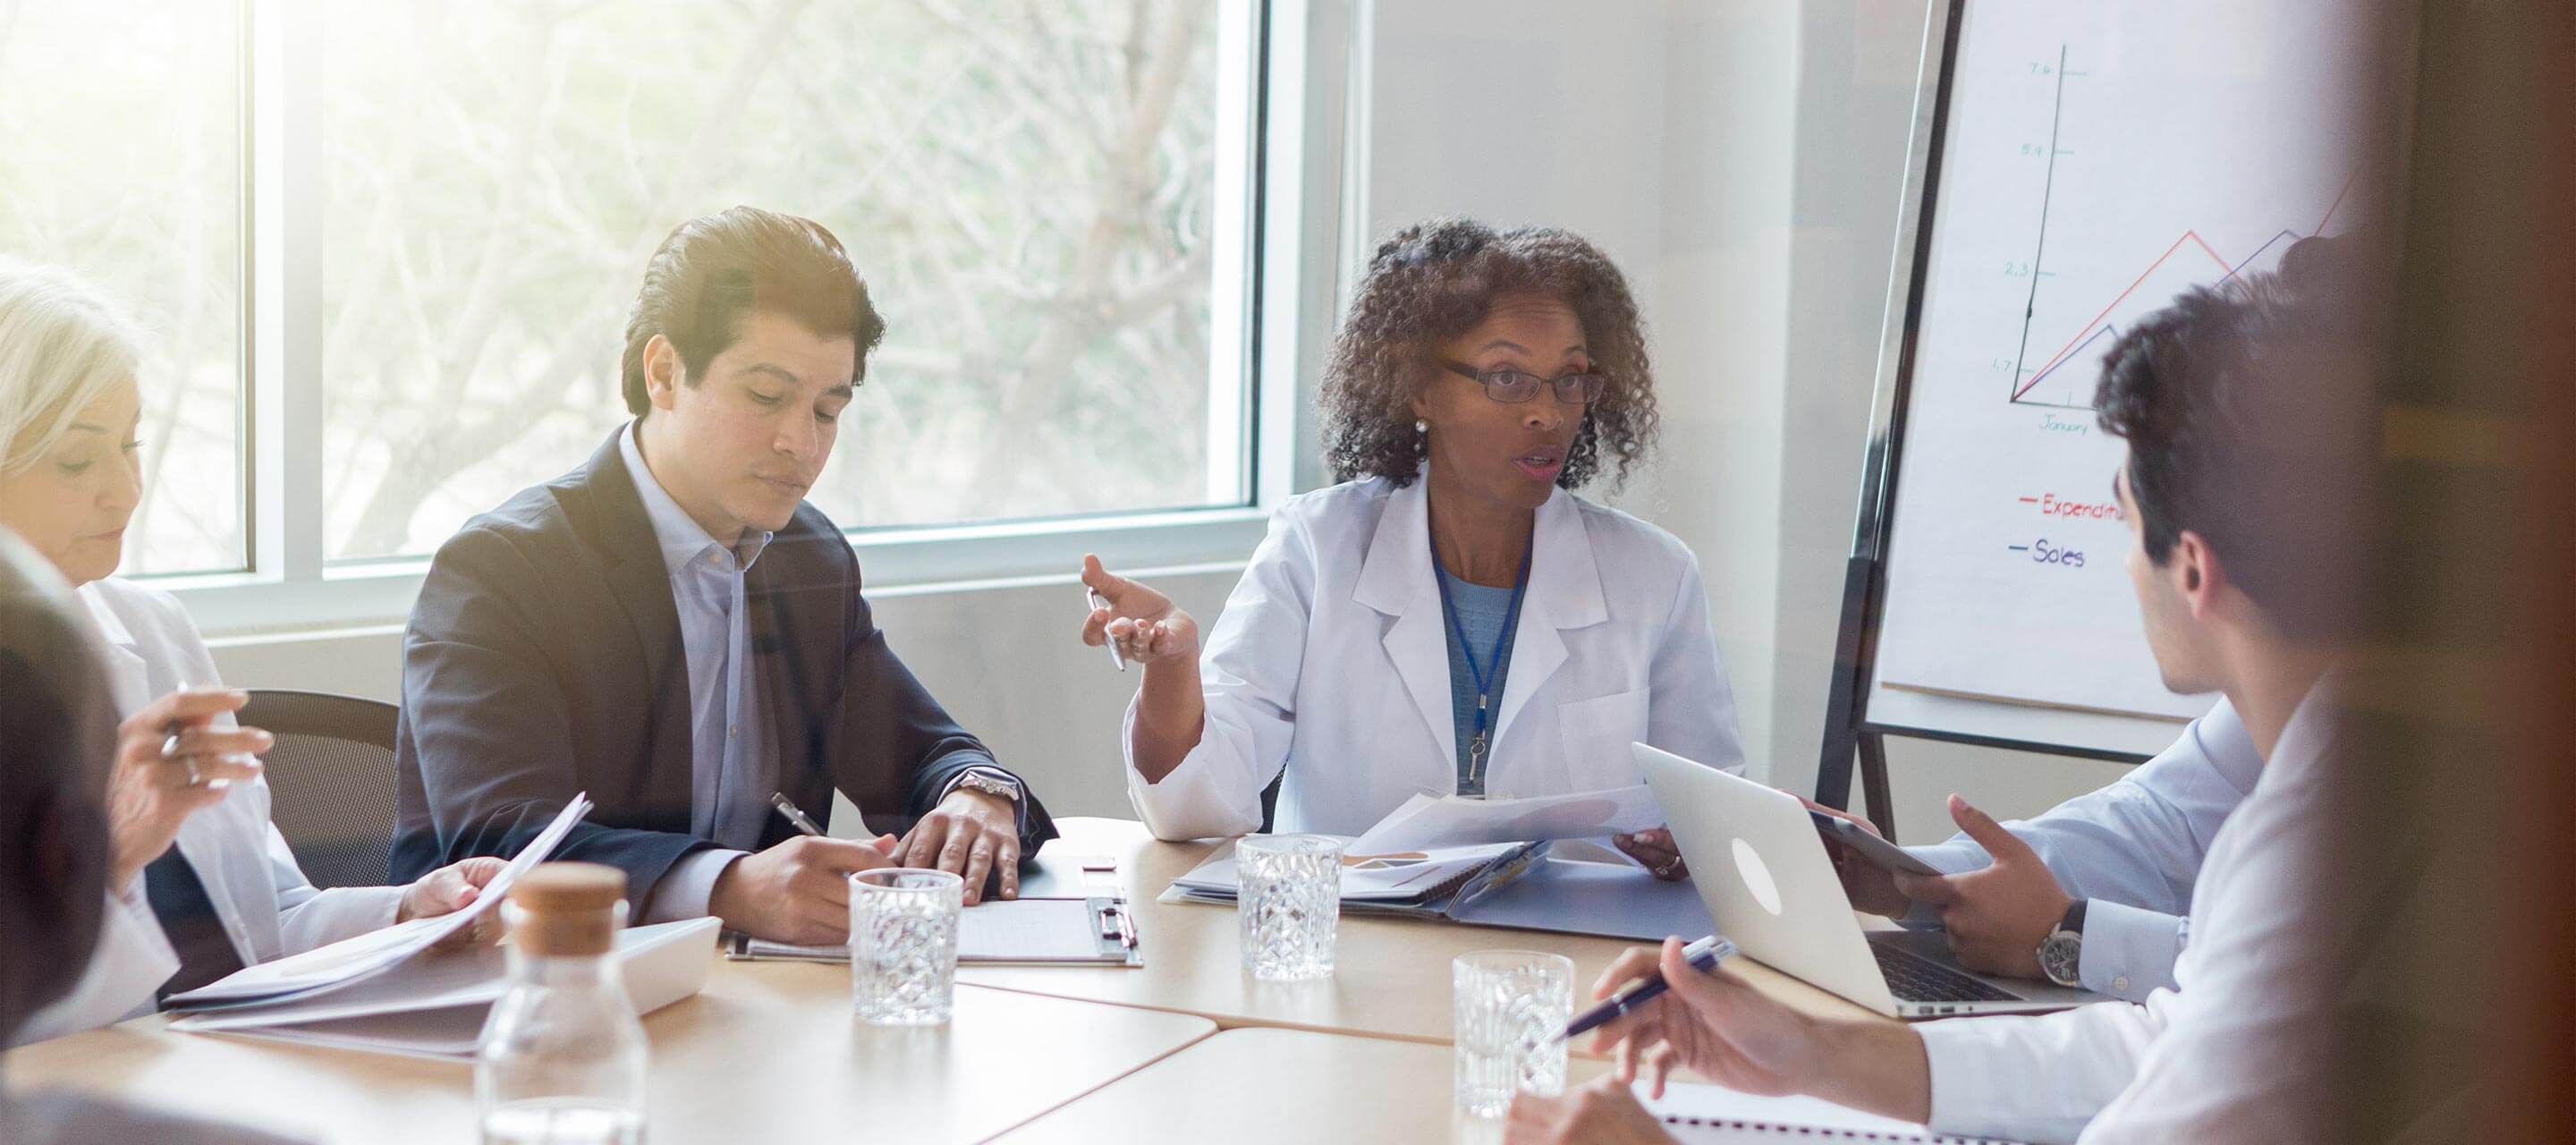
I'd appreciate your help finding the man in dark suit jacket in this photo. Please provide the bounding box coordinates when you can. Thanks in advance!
[392,207,1053,945]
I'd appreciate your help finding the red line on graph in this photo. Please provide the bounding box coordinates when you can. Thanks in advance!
[2184,231,2235,276]
[2012,230,2232,401]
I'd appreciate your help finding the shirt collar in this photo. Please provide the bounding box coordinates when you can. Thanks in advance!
[618,420,772,578]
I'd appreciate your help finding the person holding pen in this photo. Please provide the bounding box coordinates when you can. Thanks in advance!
[1079,218,1747,861]
[390,208,1055,949]
[0,259,503,1046]
[1510,263,2453,1143]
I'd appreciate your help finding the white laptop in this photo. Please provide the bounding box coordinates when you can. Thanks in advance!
[1635,742,2106,1019]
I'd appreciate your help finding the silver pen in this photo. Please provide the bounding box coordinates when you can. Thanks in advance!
[1086,585,1127,672]
[769,792,827,837]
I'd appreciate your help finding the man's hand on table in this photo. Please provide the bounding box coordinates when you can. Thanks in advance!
[897,788,1021,905]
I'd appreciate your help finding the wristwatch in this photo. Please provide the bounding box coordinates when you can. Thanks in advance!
[947,768,1022,807]
[2037,899,2089,988]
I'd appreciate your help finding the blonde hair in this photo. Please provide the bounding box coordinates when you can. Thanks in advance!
[0,257,146,476]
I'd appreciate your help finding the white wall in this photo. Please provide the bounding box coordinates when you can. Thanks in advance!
[212,0,2133,843]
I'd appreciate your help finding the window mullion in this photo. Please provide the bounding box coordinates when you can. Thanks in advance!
[250,0,326,583]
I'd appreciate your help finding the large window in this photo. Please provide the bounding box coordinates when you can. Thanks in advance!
[0,0,246,575]
[6,0,1287,599]
[318,1,1250,561]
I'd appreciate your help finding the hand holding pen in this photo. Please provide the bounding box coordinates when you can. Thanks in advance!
[1078,554,1201,667]
[105,686,269,891]
[1572,936,1833,1103]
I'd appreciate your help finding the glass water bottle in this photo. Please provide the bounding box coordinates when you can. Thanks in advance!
[475,862,648,1145]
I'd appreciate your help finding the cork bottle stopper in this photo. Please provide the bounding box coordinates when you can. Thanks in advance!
[509,862,625,957]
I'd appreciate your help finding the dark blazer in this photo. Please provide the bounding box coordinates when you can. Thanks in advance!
[390,428,1055,906]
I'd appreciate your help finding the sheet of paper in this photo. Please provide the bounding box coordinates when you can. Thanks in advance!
[1348,785,1665,854]
[167,794,593,1008]
[741,898,1123,963]
[956,897,1103,961]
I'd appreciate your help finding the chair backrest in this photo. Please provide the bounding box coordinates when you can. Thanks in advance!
[238,690,402,890]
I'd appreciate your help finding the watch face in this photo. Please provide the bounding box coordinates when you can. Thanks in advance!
[2038,934,2083,988]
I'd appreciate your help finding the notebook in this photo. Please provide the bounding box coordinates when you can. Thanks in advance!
[1644,1082,2026,1143]
[725,896,1142,967]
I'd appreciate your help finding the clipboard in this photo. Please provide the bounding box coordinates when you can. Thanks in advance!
[724,895,1142,968]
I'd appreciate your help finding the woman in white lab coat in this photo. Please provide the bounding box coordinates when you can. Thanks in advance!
[1080,220,1745,857]
[0,258,502,1045]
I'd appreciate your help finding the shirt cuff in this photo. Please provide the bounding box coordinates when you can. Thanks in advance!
[641,849,747,924]
[2078,898,2188,1002]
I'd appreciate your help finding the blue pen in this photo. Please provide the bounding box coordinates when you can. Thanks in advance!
[1557,935,1737,1042]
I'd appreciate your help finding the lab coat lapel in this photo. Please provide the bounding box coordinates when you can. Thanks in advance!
[80,589,153,714]
[1352,479,1457,772]
[1490,488,1606,753]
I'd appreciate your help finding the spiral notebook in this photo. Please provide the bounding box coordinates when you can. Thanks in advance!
[1644,1083,2024,1143]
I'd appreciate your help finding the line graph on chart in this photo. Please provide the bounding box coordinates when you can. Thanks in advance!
[2001,45,2360,411]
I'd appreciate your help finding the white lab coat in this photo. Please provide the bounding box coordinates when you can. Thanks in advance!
[1125,472,1746,840]
[13,579,402,1046]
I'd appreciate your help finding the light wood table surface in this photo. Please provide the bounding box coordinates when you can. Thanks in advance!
[992,1026,1623,1144]
[3,971,1212,1144]
[962,818,1879,1045]
[5,817,1885,1144]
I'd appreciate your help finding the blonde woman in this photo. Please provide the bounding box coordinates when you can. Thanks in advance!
[0,258,501,1045]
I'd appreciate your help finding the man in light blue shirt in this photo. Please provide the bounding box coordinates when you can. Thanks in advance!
[1821,701,2258,1002]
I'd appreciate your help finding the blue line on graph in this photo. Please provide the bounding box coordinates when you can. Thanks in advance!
[2214,229,2301,286]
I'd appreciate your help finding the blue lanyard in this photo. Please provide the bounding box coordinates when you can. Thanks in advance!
[1434,531,1531,790]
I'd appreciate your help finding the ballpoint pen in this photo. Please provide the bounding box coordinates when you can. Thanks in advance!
[1086,585,1128,672]
[1557,935,1737,1042]
[769,792,827,837]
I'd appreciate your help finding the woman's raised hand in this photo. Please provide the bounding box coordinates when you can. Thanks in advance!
[106,688,268,893]
[1080,554,1200,666]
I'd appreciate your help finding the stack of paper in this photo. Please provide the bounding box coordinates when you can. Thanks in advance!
[168,795,595,1012]
[167,919,719,1060]
[159,797,724,1061]
[1167,841,1529,904]
[1346,785,1667,854]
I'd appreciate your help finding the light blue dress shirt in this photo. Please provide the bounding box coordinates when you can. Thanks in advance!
[1904,698,2260,1002]
[1437,570,1520,797]
[619,423,775,920]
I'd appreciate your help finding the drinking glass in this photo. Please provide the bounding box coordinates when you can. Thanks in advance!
[1453,950,1574,1118]
[848,868,964,1025]
[1236,834,1343,980]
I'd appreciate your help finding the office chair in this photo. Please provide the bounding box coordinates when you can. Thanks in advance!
[238,689,403,890]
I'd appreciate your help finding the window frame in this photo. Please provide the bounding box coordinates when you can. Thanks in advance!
[157,0,1356,638]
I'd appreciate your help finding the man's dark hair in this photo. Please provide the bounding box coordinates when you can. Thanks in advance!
[0,530,115,1036]
[2094,237,2385,639]
[619,206,887,417]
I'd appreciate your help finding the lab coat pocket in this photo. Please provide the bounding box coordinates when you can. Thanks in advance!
[1555,688,1649,785]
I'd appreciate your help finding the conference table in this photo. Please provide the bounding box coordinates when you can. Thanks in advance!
[3,818,1882,1143]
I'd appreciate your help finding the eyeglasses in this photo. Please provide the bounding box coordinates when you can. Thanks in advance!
[1439,359,1606,405]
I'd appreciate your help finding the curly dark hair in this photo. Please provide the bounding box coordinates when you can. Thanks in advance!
[1321,218,1659,489]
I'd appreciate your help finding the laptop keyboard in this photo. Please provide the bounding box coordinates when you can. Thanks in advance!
[1872,945,2023,1004]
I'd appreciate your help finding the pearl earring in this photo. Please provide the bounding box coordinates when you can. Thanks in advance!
[1414,420,1428,435]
